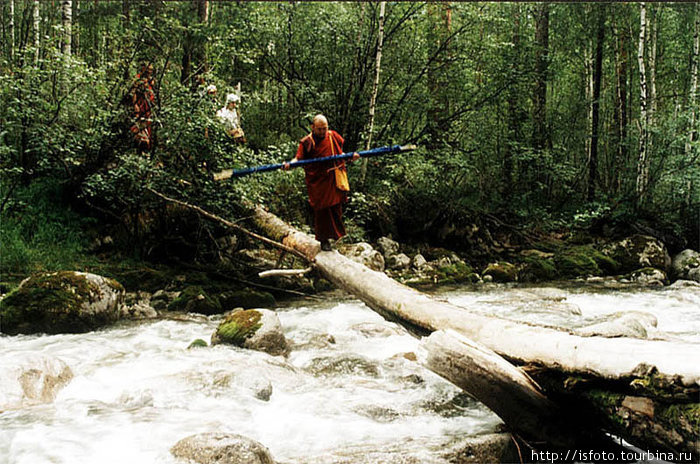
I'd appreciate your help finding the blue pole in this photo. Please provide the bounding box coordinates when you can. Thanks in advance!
[224,144,412,179]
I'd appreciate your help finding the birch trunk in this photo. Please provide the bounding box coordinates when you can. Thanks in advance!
[636,3,649,202]
[360,1,385,184]
[8,0,14,61]
[688,4,699,155]
[61,1,72,56]
[32,0,40,65]
[72,0,79,57]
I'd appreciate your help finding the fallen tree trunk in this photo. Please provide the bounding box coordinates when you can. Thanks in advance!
[250,205,699,456]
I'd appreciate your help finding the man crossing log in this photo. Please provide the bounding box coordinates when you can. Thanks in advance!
[283,115,360,251]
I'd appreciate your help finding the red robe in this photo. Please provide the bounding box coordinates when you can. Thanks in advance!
[131,73,156,149]
[296,130,348,211]
[296,130,349,241]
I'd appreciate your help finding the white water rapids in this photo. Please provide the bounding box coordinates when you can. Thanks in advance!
[1,283,698,463]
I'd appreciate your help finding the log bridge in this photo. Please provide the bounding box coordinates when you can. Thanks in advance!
[154,190,699,461]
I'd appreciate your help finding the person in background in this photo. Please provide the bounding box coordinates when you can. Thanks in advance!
[130,62,156,154]
[216,93,246,144]
[283,114,359,251]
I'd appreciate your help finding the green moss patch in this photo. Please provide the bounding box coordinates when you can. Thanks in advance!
[214,310,263,346]
[483,262,517,282]
[187,338,208,349]
[435,262,478,284]
[519,256,558,282]
[554,246,619,278]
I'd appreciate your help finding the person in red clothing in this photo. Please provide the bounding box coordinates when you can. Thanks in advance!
[130,62,156,153]
[284,115,360,251]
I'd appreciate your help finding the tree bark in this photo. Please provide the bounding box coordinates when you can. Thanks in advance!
[613,19,628,194]
[588,8,605,202]
[503,3,522,197]
[360,1,385,184]
[636,3,649,204]
[426,1,452,148]
[61,0,72,57]
[8,0,14,61]
[72,0,79,56]
[32,0,40,66]
[688,4,699,156]
[533,2,550,152]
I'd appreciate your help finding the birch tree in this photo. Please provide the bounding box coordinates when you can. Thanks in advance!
[32,0,40,65]
[636,2,649,202]
[360,1,385,184]
[688,4,699,156]
[61,0,72,57]
[8,0,14,61]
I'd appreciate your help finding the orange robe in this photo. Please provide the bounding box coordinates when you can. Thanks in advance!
[296,130,349,241]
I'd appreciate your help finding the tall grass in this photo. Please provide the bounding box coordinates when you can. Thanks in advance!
[0,180,98,278]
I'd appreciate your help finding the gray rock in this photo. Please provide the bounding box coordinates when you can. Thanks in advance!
[342,242,385,272]
[0,355,73,411]
[387,253,411,270]
[603,234,672,272]
[412,254,427,269]
[376,237,400,257]
[628,268,668,287]
[120,300,158,319]
[212,309,288,357]
[669,279,700,289]
[243,309,288,356]
[171,433,274,464]
[671,249,700,281]
[442,433,520,464]
[151,290,180,311]
[576,311,658,339]
[0,271,125,334]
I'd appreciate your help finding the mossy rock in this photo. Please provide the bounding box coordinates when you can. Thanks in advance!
[167,286,222,315]
[554,245,619,278]
[482,262,517,283]
[603,234,671,273]
[313,278,335,293]
[212,309,263,347]
[0,271,124,335]
[187,338,208,349]
[519,256,558,282]
[219,289,275,310]
[435,262,478,284]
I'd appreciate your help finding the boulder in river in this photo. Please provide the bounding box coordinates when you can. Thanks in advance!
[602,234,671,273]
[211,308,288,356]
[171,433,275,464]
[670,249,700,282]
[0,271,124,334]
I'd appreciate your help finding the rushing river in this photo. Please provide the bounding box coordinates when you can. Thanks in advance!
[1,282,698,464]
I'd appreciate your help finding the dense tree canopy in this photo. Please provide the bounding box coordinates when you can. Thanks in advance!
[1,1,698,271]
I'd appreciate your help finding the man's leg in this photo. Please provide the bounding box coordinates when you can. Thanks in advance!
[314,204,346,250]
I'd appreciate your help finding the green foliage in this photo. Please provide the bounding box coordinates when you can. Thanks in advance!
[0,180,98,275]
[0,2,697,268]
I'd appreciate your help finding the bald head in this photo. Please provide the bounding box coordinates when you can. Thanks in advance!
[311,114,329,138]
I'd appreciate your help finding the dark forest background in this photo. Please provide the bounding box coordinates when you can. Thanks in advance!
[1,1,698,276]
